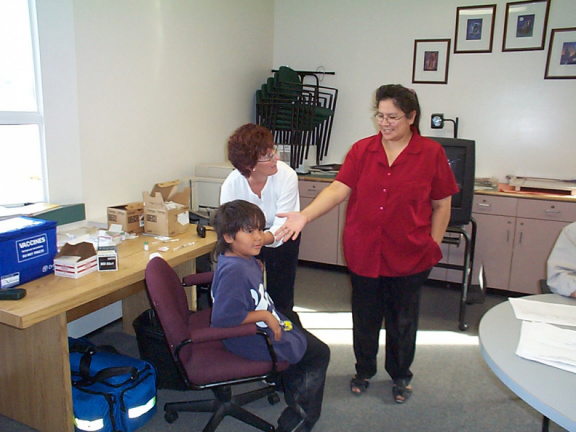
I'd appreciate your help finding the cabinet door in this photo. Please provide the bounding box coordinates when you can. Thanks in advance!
[471,213,515,291]
[508,218,569,295]
[298,196,339,265]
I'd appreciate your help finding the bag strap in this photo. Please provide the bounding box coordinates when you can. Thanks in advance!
[75,347,139,386]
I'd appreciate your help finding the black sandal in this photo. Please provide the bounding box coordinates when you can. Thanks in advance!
[392,379,412,404]
[350,376,370,396]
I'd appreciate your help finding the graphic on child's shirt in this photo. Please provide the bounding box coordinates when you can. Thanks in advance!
[250,282,281,328]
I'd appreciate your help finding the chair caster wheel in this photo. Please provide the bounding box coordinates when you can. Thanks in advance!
[165,410,179,423]
[268,393,281,405]
[459,322,469,331]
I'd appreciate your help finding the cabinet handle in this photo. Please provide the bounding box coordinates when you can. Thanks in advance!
[545,209,561,215]
[518,222,524,244]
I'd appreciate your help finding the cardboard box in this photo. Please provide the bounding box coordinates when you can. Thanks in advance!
[0,216,57,289]
[143,180,190,237]
[97,245,118,272]
[98,228,122,246]
[54,242,98,279]
[107,202,144,233]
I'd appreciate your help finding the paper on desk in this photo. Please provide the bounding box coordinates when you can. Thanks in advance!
[509,297,576,327]
[516,320,576,374]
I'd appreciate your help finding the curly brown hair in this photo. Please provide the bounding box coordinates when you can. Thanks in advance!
[227,123,274,177]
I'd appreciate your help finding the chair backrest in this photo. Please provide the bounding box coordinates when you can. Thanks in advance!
[145,257,193,361]
[539,279,552,294]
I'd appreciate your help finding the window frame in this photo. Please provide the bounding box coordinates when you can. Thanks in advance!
[0,0,48,205]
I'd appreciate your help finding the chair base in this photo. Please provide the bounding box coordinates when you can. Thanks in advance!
[164,384,280,432]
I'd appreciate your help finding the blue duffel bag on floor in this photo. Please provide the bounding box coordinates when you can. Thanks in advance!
[69,338,157,432]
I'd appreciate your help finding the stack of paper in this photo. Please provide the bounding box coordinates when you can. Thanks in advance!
[509,298,576,374]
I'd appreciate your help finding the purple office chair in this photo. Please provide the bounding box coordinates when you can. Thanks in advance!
[144,256,289,432]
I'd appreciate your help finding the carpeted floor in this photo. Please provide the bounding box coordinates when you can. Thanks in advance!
[1,264,568,432]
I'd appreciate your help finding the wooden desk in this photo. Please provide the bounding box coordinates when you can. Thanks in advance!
[0,225,216,432]
[479,294,576,431]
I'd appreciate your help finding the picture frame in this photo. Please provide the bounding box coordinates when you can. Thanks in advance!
[412,39,451,84]
[544,27,576,79]
[502,0,551,52]
[454,4,497,53]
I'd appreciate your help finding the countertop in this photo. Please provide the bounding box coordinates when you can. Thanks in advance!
[298,174,576,203]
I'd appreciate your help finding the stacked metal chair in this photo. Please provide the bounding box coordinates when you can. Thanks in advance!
[255,66,338,169]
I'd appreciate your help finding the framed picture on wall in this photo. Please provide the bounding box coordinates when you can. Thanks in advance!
[502,0,551,51]
[545,27,576,79]
[454,4,497,53]
[412,39,451,84]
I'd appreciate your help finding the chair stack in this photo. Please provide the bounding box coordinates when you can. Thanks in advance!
[255,66,338,169]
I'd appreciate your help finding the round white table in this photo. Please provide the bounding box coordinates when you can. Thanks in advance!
[479,293,576,432]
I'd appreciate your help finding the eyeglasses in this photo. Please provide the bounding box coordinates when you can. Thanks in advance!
[256,147,278,163]
[374,113,406,124]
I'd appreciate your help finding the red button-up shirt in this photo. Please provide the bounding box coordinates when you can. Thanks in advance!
[336,129,459,278]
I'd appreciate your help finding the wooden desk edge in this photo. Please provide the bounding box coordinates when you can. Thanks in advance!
[0,233,216,329]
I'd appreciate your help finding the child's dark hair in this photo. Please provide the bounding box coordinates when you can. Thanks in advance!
[213,199,266,258]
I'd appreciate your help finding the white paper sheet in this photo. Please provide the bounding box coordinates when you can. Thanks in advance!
[509,297,576,327]
[516,321,576,374]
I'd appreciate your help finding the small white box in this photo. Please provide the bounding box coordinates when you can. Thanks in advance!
[97,246,118,272]
[54,242,98,279]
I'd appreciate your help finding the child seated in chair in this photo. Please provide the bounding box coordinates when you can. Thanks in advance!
[210,199,330,432]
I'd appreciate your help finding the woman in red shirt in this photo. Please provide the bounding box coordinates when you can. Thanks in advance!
[277,84,458,404]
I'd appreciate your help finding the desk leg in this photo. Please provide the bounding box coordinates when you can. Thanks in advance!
[0,314,74,432]
[122,283,150,335]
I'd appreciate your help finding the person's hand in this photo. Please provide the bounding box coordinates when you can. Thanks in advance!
[265,314,282,341]
[274,211,308,242]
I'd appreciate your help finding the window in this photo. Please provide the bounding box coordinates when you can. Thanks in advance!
[0,0,46,205]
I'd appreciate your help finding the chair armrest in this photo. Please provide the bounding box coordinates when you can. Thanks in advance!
[257,329,281,367]
[182,272,214,287]
[189,323,257,344]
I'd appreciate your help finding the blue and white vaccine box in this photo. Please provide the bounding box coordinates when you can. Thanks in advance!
[0,216,57,289]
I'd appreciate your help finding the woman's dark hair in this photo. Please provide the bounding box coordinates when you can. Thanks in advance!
[227,123,275,177]
[212,199,266,257]
[374,84,421,133]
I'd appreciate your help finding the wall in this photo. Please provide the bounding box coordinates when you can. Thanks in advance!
[37,0,274,222]
[37,0,83,206]
[273,0,576,181]
[35,1,576,224]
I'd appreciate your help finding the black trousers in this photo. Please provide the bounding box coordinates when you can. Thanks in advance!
[350,268,431,382]
[280,310,330,430]
[259,236,301,316]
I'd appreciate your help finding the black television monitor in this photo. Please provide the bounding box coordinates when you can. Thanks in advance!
[429,137,476,227]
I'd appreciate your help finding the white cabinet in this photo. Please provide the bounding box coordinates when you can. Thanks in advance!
[508,199,576,294]
[471,194,576,294]
[297,180,346,266]
[470,195,517,291]
[297,180,576,294]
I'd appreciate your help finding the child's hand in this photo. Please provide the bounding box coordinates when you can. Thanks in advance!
[243,310,283,341]
[265,315,282,341]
